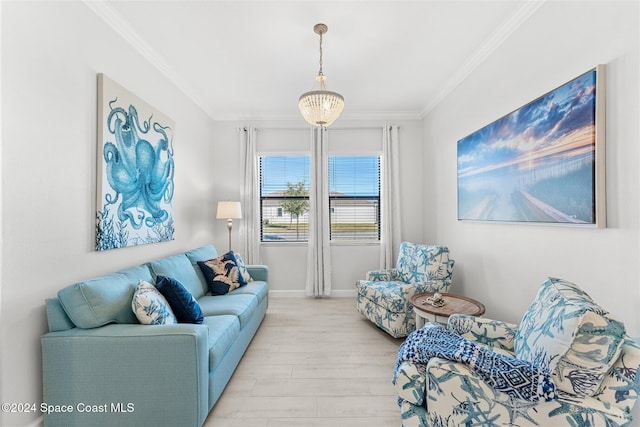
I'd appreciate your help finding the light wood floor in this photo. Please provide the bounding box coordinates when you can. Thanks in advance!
[204,297,404,427]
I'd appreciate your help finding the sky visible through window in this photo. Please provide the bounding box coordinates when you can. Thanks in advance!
[329,156,379,196]
[261,155,379,196]
[261,156,310,194]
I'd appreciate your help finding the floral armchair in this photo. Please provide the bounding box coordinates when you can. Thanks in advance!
[393,277,640,427]
[355,242,455,338]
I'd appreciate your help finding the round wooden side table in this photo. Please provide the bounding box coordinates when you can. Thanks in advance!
[410,292,485,328]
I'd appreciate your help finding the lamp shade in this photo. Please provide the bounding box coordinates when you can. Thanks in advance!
[216,201,242,219]
[298,90,345,127]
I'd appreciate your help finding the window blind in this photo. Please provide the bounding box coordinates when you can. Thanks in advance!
[259,156,310,242]
[328,156,381,241]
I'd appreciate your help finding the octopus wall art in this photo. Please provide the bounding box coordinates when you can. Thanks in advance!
[96,74,175,250]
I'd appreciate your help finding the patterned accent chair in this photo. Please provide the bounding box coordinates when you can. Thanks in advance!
[355,242,455,338]
[394,277,640,427]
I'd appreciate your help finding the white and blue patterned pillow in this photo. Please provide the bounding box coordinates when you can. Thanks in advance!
[396,242,454,284]
[131,280,177,325]
[234,253,253,283]
[514,277,625,397]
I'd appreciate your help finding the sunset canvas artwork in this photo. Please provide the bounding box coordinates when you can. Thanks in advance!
[457,67,604,225]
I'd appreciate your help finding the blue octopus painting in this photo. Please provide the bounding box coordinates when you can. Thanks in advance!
[96,77,175,251]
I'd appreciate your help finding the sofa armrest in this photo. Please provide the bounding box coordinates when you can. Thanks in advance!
[401,279,453,301]
[596,336,640,412]
[426,357,506,421]
[42,323,209,427]
[396,353,554,414]
[366,268,399,281]
[247,265,268,282]
[394,361,426,406]
[448,314,518,351]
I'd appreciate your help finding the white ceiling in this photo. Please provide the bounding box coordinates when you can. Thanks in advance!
[87,0,544,122]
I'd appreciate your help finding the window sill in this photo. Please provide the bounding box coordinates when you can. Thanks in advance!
[260,241,380,247]
[331,240,381,247]
[260,241,308,248]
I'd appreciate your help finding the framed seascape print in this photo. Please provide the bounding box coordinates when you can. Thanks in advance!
[457,65,606,227]
[96,74,176,251]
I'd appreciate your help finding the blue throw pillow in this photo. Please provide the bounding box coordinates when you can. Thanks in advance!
[155,276,204,324]
[197,251,247,295]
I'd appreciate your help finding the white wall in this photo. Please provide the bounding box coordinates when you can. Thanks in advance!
[1,2,218,425]
[3,1,638,426]
[211,119,425,296]
[424,1,640,335]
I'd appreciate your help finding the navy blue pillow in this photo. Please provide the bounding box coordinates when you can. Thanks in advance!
[155,276,204,324]
[197,251,247,295]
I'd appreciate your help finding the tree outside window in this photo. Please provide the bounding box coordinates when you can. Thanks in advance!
[281,181,309,240]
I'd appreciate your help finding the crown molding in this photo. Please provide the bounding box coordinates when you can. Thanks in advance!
[84,0,544,123]
[420,0,546,117]
[213,110,424,122]
[83,0,215,118]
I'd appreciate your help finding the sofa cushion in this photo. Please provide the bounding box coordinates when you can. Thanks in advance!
[155,276,204,324]
[131,280,177,325]
[57,265,152,329]
[184,244,219,295]
[118,265,154,286]
[514,277,625,397]
[228,281,268,302]
[184,244,219,263]
[396,242,454,284]
[198,294,258,328]
[149,253,206,300]
[197,251,247,295]
[202,315,241,370]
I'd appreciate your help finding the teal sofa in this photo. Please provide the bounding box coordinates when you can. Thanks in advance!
[41,244,268,427]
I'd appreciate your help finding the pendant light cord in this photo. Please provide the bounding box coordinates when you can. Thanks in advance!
[318,31,324,77]
[317,28,327,90]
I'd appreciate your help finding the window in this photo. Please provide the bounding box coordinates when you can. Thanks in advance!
[259,154,381,243]
[260,156,310,242]
[328,156,380,241]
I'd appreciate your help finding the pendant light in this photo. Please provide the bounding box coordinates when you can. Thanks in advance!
[298,23,345,127]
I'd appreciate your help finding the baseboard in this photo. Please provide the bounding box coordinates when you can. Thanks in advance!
[269,289,356,298]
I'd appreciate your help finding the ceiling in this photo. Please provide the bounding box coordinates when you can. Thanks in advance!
[87,1,544,122]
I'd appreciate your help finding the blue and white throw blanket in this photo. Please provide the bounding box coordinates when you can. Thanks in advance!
[393,323,557,402]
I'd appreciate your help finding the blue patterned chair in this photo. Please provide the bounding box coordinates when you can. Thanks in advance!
[394,277,640,427]
[355,242,455,338]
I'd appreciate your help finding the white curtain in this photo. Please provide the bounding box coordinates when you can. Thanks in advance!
[239,125,261,264]
[305,127,332,296]
[380,125,402,269]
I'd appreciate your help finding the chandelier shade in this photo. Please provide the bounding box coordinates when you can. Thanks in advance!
[298,90,345,127]
[298,23,344,127]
